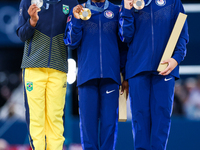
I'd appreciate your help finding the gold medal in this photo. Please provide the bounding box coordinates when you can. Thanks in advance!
[79,8,92,21]
[133,0,145,10]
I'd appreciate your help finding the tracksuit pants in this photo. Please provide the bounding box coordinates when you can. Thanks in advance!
[128,72,175,150]
[78,78,119,150]
[23,68,67,150]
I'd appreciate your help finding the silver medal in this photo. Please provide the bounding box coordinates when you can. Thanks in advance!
[31,0,43,8]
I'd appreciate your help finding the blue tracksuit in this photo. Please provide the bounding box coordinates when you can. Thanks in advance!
[64,1,127,149]
[119,0,189,149]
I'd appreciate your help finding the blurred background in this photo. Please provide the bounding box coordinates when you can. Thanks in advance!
[0,0,200,149]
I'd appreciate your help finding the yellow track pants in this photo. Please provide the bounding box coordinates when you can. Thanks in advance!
[23,68,67,150]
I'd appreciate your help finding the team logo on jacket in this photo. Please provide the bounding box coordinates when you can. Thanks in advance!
[67,15,72,23]
[104,10,114,19]
[63,5,69,15]
[26,82,33,92]
[156,0,166,6]
[119,5,122,12]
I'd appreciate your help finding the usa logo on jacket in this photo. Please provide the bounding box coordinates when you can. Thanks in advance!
[104,10,114,19]
[156,0,166,6]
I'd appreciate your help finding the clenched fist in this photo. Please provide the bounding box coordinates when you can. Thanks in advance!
[73,5,84,19]
[28,4,40,27]
[124,0,133,10]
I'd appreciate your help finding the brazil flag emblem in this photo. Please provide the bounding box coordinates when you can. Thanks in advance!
[26,82,33,92]
[63,5,69,15]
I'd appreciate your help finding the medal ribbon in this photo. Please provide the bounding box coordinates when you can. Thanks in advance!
[86,0,109,12]
[145,0,152,6]
[42,0,61,9]
[44,0,61,4]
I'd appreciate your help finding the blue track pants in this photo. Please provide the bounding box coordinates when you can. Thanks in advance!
[78,78,119,150]
[128,72,175,150]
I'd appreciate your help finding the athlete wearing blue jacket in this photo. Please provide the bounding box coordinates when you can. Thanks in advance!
[64,0,127,149]
[17,0,77,149]
[119,0,189,149]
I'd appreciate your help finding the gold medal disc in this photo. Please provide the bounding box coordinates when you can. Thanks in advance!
[133,0,145,10]
[79,8,92,20]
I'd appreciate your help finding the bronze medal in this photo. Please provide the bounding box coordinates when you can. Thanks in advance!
[133,0,145,10]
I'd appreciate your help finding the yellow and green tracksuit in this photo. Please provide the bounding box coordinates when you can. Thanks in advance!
[16,0,78,149]
[23,68,67,150]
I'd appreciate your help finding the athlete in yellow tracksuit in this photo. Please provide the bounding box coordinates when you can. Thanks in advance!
[16,0,78,149]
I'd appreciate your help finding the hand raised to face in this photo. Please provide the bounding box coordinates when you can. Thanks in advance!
[73,5,84,19]
[124,0,134,10]
[28,4,40,27]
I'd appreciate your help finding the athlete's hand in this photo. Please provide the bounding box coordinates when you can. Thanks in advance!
[73,5,83,19]
[124,0,133,10]
[28,4,40,27]
[121,80,129,99]
[159,58,178,76]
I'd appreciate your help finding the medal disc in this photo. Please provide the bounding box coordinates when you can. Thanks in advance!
[133,0,145,10]
[31,0,43,8]
[79,8,92,20]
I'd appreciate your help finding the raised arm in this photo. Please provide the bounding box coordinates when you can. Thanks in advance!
[16,0,40,42]
[63,5,84,50]
[118,0,135,44]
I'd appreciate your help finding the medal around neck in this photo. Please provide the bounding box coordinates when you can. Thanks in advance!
[133,0,145,10]
[31,0,43,12]
[79,8,92,20]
